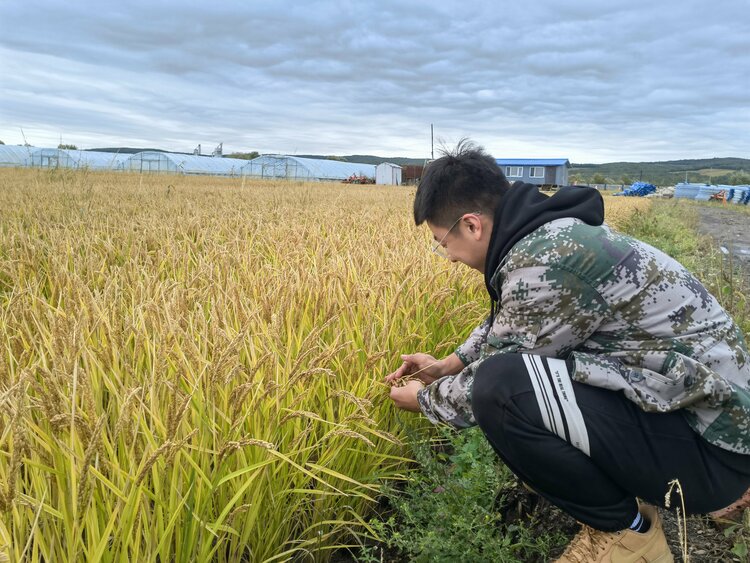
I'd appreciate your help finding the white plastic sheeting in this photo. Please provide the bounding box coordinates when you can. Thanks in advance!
[0,145,33,167]
[28,148,129,169]
[66,150,130,170]
[30,148,76,168]
[3,147,379,181]
[11,147,247,176]
[123,152,247,175]
[242,155,376,181]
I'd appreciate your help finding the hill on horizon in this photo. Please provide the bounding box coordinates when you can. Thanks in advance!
[569,157,750,186]
[306,154,750,186]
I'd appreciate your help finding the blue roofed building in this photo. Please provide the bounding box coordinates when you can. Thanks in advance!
[495,158,570,187]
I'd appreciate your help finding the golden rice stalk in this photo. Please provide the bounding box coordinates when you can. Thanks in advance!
[112,386,143,442]
[135,442,175,488]
[165,428,198,464]
[49,413,92,442]
[166,387,192,441]
[3,375,30,510]
[281,367,336,396]
[218,438,276,461]
[322,429,376,448]
[227,503,251,522]
[342,413,377,426]
[278,409,335,426]
[75,413,106,517]
[228,382,258,416]
[329,390,373,412]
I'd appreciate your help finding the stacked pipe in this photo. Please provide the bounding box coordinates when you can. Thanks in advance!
[674,183,750,205]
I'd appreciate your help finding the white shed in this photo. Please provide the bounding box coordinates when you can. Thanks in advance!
[376,162,402,185]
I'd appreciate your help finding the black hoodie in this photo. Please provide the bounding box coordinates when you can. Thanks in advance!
[484,182,605,314]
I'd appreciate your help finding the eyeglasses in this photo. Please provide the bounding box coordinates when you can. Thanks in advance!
[431,211,481,259]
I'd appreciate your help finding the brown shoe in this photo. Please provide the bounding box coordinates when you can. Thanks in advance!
[555,505,673,562]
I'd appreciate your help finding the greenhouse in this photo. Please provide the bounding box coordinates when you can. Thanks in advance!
[26,148,131,170]
[0,145,33,167]
[30,148,77,169]
[241,155,376,181]
[123,151,248,176]
[66,150,130,170]
[0,147,380,181]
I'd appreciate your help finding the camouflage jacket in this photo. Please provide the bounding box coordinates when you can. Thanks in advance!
[416,217,750,455]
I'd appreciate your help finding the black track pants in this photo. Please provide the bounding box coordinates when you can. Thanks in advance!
[471,353,750,532]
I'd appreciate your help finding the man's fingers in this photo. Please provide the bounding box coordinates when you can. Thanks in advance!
[386,353,435,385]
[384,362,409,383]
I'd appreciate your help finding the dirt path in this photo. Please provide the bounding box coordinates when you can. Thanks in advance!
[667,202,750,561]
[695,204,750,283]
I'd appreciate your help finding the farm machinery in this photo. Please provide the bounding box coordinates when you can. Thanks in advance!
[343,174,375,184]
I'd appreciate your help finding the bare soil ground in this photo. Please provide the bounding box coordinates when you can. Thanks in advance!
[695,204,750,285]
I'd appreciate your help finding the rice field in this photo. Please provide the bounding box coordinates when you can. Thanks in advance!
[0,168,648,562]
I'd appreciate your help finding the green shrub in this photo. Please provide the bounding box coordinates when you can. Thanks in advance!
[362,426,567,562]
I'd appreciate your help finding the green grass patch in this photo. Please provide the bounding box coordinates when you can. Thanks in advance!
[355,427,567,562]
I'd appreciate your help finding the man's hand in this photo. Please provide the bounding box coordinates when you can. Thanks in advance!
[385,353,444,385]
[388,380,425,412]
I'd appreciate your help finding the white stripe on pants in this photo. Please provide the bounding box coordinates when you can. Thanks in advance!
[521,355,591,456]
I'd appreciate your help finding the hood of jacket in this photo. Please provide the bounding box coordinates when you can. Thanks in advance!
[484,182,605,303]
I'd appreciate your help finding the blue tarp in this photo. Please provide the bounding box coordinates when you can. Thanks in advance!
[613,181,656,197]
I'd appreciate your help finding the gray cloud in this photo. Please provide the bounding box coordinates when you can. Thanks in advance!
[0,0,747,162]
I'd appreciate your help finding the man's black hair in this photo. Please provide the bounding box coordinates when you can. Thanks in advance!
[413,139,510,227]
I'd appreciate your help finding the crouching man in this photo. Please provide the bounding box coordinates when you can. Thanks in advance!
[386,142,750,562]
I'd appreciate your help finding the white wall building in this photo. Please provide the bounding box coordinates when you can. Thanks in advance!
[375,162,402,185]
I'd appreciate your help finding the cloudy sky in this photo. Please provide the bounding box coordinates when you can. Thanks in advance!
[1,0,747,163]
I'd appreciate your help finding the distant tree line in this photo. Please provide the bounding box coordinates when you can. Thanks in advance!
[226,151,259,160]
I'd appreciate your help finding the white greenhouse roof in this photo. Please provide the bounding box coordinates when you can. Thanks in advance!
[2,146,379,179]
[164,153,248,175]
[243,155,376,180]
[124,151,248,175]
[66,150,131,169]
[0,145,34,166]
